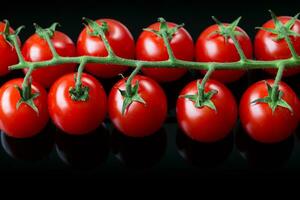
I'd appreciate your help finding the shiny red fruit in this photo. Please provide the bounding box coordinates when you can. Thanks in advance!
[196,24,252,83]
[77,19,135,78]
[22,31,77,88]
[108,75,167,137]
[0,79,49,138]
[136,22,194,82]
[48,73,107,135]
[176,79,238,142]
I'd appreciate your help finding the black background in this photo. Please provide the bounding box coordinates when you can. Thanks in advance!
[1,0,300,179]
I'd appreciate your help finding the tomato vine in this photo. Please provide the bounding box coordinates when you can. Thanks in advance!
[1,10,300,113]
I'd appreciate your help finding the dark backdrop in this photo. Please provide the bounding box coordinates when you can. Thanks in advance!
[2,0,300,42]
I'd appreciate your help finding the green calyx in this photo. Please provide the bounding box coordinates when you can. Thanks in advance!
[210,16,244,42]
[256,10,300,41]
[69,85,89,101]
[119,81,145,115]
[143,17,184,40]
[251,81,293,113]
[69,75,89,101]
[0,20,24,47]
[182,80,218,111]
[34,22,60,39]
[83,17,108,37]
[14,79,40,114]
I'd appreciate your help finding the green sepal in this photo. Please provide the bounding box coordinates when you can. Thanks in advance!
[14,85,40,114]
[143,17,184,40]
[256,11,300,41]
[69,84,90,101]
[211,16,245,43]
[83,17,108,37]
[0,20,25,47]
[119,81,146,115]
[181,80,218,111]
[34,22,60,39]
[251,82,293,114]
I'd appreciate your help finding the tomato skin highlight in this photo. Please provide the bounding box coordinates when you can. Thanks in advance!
[176,79,238,142]
[0,22,21,76]
[48,73,107,135]
[0,79,49,138]
[22,31,77,88]
[255,16,300,77]
[136,22,194,82]
[196,24,252,83]
[108,75,167,137]
[77,19,135,78]
[240,80,300,144]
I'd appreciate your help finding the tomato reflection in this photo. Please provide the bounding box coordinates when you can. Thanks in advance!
[1,123,54,161]
[55,123,110,170]
[111,127,167,169]
[176,128,233,168]
[236,125,294,169]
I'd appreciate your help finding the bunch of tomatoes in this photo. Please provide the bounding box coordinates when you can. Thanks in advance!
[0,15,300,145]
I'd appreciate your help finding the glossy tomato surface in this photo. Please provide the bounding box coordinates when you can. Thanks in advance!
[136,22,194,82]
[0,79,49,138]
[196,24,252,83]
[255,16,300,76]
[22,31,77,88]
[77,19,135,78]
[240,80,300,143]
[48,73,107,135]
[0,22,21,76]
[176,79,238,142]
[108,75,167,137]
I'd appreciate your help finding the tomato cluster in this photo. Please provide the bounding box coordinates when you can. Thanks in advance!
[0,16,300,145]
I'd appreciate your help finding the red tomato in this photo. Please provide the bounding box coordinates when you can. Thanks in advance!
[0,22,21,76]
[48,73,107,135]
[176,79,238,142]
[255,16,300,77]
[196,24,252,83]
[136,22,194,82]
[22,31,77,88]
[108,75,167,137]
[240,80,300,143]
[0,79,49,138]
[77,19,135,78]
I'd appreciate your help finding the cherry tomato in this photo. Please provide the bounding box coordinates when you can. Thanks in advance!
[108,75,167,137]
[77,19,135,78]
[136,22,194,82]
[48,73,107,135]
[176,79,238,142]
[240,80,300,143]
[0,79,49,138]
[22,31,77,88]
[255,16,300,77]
[196,24,252,83]
[0,22,21,76]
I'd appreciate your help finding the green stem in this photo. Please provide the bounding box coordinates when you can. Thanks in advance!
[284,34,299,59]
[96,24,115,58]
[271,63,284,100]
[161,31,176,62]
[8,55,300,71]
[198,65,215,99]
[125,62,143,95]
[21,66,34,100]
[44,33,60,59]
[10,35,25,64]
[229,32,247,61]
[75,60,87,90]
